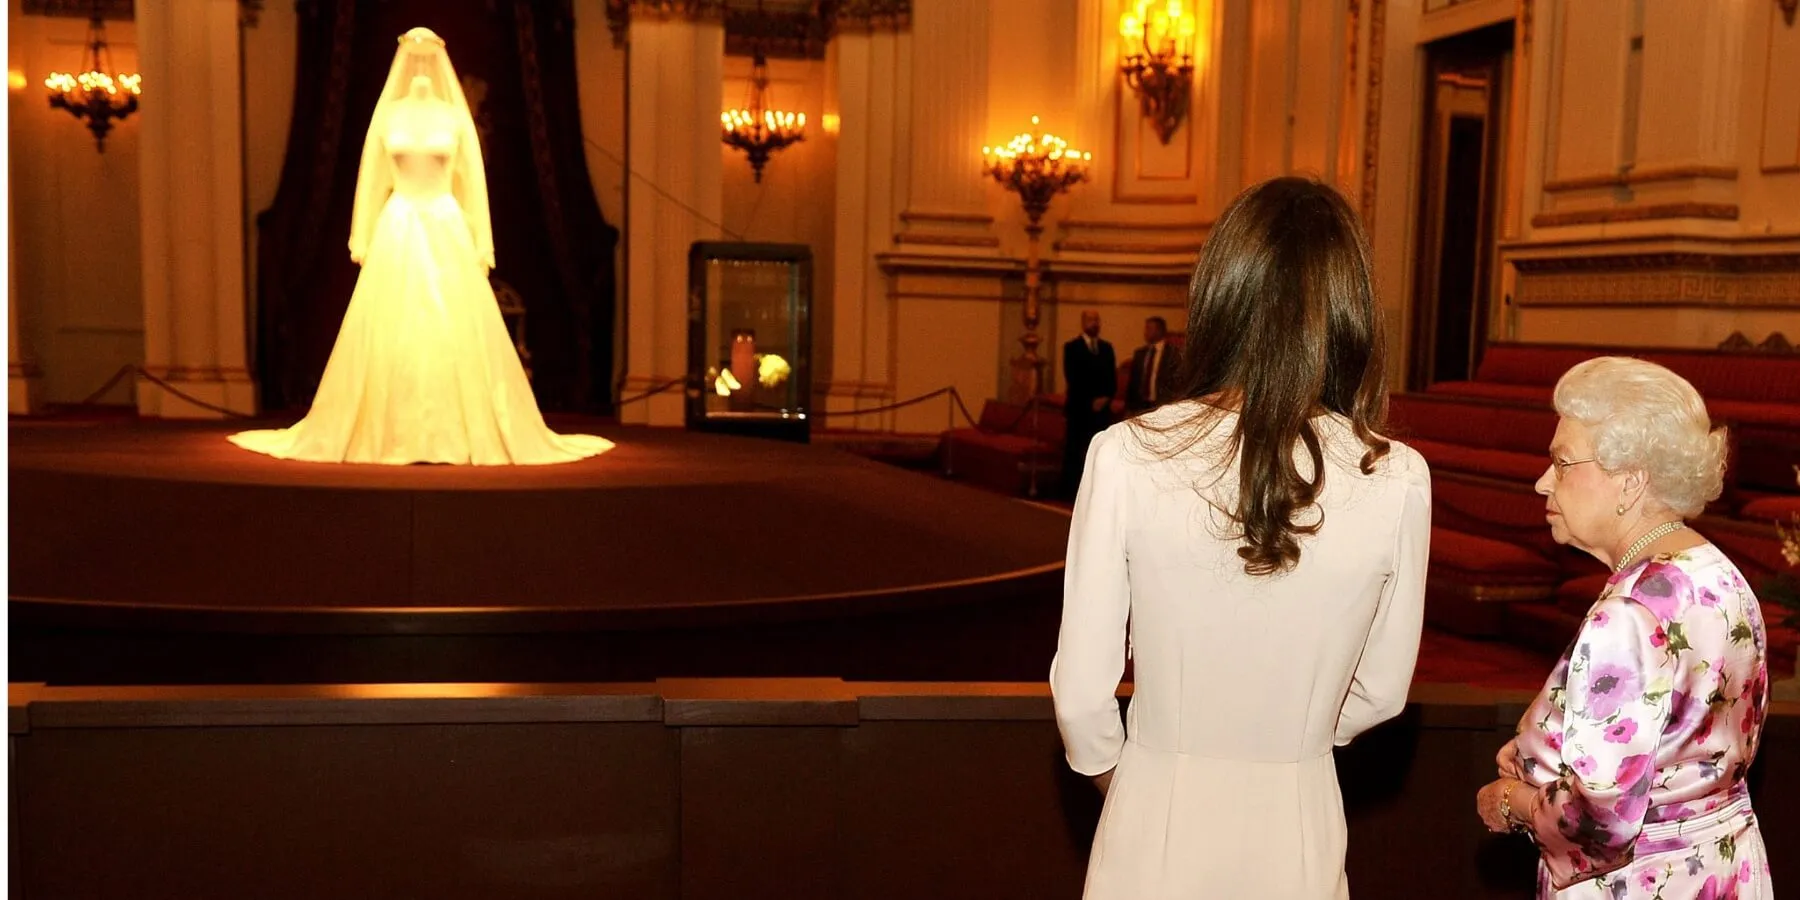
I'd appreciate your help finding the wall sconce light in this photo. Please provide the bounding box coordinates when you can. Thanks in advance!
[1119,0,1199,145]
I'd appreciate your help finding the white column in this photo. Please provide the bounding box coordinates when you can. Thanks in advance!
[619,14,724,426]
[8,188,40,414]
[894,0,992,247]
[135,0,255,418]
[826,26,909,419]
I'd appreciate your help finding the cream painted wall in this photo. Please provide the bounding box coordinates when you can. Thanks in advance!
[1498,0,1800,350]
[8,3,144,405]
[890,272,1007,433]
[1738,0,1800,234]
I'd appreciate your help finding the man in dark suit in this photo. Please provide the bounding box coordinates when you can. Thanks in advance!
[1061,309,1117,498]
[1125,316,1181,414]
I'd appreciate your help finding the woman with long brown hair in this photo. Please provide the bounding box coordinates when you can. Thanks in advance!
[1051,177,1432,898]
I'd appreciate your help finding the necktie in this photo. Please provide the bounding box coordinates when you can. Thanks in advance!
[1145,345,1160,403]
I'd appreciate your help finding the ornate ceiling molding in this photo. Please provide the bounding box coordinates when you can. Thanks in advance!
[22,0,267,25]
[21,0,132,18]
[724,3,831,59]
[1512,252,1800,309]
[605,0,907,54]
[833,0,910,32]
[605,0,730,46]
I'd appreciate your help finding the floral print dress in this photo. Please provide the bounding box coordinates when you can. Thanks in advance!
[1502,544,1774,899]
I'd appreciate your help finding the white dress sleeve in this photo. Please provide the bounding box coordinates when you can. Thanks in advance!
[346,112,394,264]
[451,114,494,270]
[1050,428,1133,775]
[1334,454,1431,745]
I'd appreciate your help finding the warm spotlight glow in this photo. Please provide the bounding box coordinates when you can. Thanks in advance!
[821,113,841,136]
[8,69,27,91]
[1120,0,1199,56]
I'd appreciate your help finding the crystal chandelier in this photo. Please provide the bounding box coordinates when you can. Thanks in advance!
[1119,0,1199,145]
[721,46,806,183]
[44,8,142,152]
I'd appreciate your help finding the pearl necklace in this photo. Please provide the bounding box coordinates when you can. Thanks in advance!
[1613,520,1686,573]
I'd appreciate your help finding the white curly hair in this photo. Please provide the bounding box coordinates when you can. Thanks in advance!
[1552,356,1728,518]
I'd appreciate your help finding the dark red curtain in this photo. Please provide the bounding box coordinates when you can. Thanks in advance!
[255,0,619,414]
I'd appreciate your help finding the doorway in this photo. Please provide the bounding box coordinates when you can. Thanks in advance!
[1410,22,1512,389]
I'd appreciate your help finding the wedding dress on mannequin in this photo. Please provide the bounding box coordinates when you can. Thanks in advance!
[230,27,613,465]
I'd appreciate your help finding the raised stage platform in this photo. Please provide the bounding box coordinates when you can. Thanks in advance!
[9,419,1071,685]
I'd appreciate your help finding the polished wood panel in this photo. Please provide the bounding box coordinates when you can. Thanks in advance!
[9,680,1797,899]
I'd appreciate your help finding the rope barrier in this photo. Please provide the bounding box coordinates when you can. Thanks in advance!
[71,362,1037,445]
[615,377,685,407]
[810,386,954,419]
[74,364,256,419]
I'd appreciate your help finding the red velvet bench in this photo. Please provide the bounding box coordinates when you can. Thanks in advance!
[940,399,1066,496]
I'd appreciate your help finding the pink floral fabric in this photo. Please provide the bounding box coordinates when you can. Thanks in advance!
[1503,545,1774,899]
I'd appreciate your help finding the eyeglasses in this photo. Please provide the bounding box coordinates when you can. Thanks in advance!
[1550,457,1596,480]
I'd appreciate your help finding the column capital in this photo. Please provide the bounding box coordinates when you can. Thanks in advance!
[834,0,912,34]
[606,0,728,45]
[606,0,909,49]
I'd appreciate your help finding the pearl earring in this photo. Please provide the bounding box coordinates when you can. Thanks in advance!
[1615,504,1626,516]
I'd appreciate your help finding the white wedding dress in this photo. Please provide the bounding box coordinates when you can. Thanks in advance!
[230,28,613,466]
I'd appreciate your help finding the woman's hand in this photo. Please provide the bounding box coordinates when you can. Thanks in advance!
[1092,769,1115,795]
[1476,777,1524,833]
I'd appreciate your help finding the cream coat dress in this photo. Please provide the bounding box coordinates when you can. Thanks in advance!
[1051,402,1431,899]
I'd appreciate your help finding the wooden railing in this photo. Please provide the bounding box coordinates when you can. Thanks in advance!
[9,679,1797,900]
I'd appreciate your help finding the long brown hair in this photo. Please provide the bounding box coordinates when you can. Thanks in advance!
[1139,176,1390,576]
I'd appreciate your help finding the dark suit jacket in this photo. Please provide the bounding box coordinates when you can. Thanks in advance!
[1062,336,1117,419]
[1126,341,1181,411]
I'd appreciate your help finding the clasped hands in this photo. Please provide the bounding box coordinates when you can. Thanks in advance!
[1476,775,1531,834]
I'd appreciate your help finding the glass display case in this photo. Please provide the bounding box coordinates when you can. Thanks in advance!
[686,242,813,442]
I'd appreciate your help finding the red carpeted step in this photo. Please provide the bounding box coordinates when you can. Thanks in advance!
[1408,438,1547,483]
[1389,392,1558,456]
[1429,472,1568,563]
[1740,495,1800,525]
[1424,381,1551,405]
[1554,571,1609,616]
[1412,627,1558,690]
[1425,527,1561,637]
[1501,601,1583,659]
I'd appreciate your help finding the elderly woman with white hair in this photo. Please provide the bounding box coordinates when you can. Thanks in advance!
[1475,357,1773,899]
